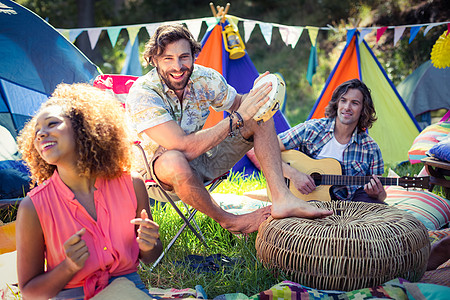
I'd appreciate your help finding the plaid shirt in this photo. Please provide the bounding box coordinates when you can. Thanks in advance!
[279,117,384,200]
[126,65,237,159]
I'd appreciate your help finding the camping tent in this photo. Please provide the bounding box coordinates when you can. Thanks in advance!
[397,60,450,129]
[195,20,290,175]
[0,0,100,139]
[0,0,100,203]
[308,30,421,165]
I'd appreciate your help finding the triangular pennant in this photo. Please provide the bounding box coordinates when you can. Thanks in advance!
[205,17,219,32]
[306,26,319,47]
[358,28,372,44]
[58,29,70,40]
[423,24,437,36]
[346,29,356,45]
[394,26,406,46]
[69,29,83,43]
[87,28,102,50]
[376,27,387,43]
[145,23,160,39]
[126,26,141,46]
[278,26,303,48]
[409,25,422,43]
[184,19,202,41]
[227,15,240,31]
[288,27,303,49]
[107,27,121,47]
[259,22,273,45]
[279,26,290,46]
[243,20,256,43]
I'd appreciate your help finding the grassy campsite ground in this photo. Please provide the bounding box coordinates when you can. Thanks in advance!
[2,160,443,299]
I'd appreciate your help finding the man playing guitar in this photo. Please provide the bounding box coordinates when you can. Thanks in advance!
[278,79,386,203]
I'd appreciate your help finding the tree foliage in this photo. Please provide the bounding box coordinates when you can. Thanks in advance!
[16,0,450,124]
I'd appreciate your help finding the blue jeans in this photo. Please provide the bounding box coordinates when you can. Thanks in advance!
[51,272,147,299]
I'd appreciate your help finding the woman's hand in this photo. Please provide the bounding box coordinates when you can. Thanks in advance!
[63,228,89,274]
[130,209,160,252]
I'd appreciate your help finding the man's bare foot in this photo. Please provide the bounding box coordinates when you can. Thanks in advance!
[270,192,332,219]
[220,206,272,234]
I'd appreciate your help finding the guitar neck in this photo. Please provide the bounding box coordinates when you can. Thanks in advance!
[320,175,398,186]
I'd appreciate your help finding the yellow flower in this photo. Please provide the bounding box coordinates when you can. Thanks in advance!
[431,30,450,69]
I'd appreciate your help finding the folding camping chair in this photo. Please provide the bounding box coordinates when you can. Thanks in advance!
[93,74,229,271]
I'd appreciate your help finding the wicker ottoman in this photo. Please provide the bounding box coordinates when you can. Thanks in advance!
[255,201,430,291]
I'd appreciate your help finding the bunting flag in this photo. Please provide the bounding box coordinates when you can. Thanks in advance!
[259,22,273,45]
[107,27,121,47]
[409,25,422,43]
[55,16,450,84]
[87,28,102,49]
[243,20,256,43]
[126,26,140,46]
[279,25,303,48]
[424,24,437,36]
[145,23,160,39]
[394,26,406,46]
[69,28,83,43]
[359,28,372,44]
[185,19,202,41]
[376,27,387,43]
[306,26,319,85]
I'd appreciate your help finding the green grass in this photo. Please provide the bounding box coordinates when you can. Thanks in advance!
[1,163,445,299]
[141,172,282,298]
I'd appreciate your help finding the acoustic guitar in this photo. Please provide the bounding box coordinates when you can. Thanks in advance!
[279,150,430,202]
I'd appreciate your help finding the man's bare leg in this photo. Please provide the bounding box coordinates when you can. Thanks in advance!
[153,150,271,233]
[240,118,332,219]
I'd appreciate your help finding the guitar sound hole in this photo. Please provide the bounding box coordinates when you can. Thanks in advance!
[311,172,322,186]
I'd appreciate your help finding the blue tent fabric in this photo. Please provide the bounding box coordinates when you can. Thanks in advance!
[0,0,100,137]
[0,0,100,200]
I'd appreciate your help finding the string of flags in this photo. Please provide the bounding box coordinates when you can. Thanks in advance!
[57,15,450,50]
[56,16,449,78]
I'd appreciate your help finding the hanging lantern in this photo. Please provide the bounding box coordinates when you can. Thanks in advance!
[222,24,246,60]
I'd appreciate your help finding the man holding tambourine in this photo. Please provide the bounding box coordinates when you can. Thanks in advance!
[127,24,332,235]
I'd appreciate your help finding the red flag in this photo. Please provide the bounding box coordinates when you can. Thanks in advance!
[376,26,388,43]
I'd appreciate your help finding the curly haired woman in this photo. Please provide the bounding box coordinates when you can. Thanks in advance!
[16,83,162,299]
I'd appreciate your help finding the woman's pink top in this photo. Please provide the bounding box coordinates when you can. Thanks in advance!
[29,171,140,299]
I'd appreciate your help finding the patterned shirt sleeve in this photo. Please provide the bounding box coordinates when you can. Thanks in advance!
[279,122,307,150]
[195,65,237,112]
[126,75,173,134]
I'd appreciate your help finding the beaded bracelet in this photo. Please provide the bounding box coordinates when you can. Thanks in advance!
[233,111,244,129]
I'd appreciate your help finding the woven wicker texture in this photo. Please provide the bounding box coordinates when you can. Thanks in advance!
[255,201,430,291]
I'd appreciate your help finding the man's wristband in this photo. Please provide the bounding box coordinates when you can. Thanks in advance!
[233,111,244,129]
[228,113,235,137]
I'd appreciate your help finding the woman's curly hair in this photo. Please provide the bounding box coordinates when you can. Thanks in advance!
[143,23,202,67]
[17,83,133,184]
[324,78,377,132]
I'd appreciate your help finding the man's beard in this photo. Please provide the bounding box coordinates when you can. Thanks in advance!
[156,64,194,92]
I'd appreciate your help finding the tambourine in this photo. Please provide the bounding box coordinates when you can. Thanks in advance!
[252,74,286,123]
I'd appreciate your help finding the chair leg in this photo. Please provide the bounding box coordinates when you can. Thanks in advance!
[146,173,229,271]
